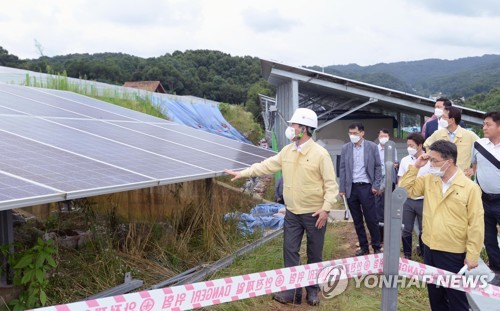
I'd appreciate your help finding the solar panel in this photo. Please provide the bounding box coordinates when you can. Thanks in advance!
[0,131,154,193]
[0,83,276,210]
[39,88,168,122]
[0,90,88,118]
[0,173,63,211]
[152,123,274,158]
[0,116,215,179]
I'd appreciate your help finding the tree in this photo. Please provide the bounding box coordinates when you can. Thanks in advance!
[0,46,23,67]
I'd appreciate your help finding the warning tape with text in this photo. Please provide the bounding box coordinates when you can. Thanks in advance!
[31,253,499,311]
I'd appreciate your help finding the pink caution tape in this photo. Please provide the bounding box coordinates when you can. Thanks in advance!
[399,257,500,299]
[31,254,499,311]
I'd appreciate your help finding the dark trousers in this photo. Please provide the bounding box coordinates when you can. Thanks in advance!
[423,244,469,311]
[374,194,384,243]
[483,197,500,272]
[401,199,423,258]
[283,210,326,298]
[374,184,396,244]
[348,183,381,251]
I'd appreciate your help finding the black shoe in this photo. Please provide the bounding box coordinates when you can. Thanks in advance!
[373,248,382,254]
[404,254,412,260]
[489,274,500,287]
[306,290,320,306]
[272,292,301,304]
[415,245,422,257]
[355,249,369,256]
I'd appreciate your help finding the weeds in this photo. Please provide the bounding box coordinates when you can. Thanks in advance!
[24,179,264,305]
[218,102,263,144]
[0,238,57,310]
[23,70,167,119]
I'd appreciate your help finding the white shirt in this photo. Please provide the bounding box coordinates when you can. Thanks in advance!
[292,138,311,153]
[437,118,445,131]
[378,143,398,177]
[353,140,370,183]
[448,128,458,142]
[471,137,500,194]
[398,153,431,200]
[442,169,459,195]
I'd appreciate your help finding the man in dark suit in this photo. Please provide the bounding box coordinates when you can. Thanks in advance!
[424,97,465,139]
[339,122,383,255]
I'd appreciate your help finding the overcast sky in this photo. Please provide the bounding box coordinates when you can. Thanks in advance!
[2,0,500,67]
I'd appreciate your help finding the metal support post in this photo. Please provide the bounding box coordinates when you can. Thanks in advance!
[381,141,407,310]
[0,210,14,286]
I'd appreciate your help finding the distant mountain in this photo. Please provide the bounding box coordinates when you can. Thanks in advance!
[2,44,498,110]
[308,54,500,99]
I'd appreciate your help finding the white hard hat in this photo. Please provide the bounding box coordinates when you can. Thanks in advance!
[287,108,318,128]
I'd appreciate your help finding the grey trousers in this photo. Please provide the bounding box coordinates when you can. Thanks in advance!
[401,199,423,257]
[283,210,326,297]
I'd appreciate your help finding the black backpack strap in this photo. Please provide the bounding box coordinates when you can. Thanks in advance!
[474,141,500,169]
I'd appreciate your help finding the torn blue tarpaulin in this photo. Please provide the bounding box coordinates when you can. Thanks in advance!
[224,203,285,235]
[150,95,252,144]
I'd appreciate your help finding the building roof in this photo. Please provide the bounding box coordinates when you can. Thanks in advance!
[123,81,167,93]
[260,59,485,126]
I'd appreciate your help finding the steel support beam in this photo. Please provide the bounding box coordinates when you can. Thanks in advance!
[316,98,378,132]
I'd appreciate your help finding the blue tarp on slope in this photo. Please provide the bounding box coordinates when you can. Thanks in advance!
[224,203,285,235]
[151,96,252,144]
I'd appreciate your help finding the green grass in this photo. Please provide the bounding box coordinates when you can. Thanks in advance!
[218,102,264,144]
[206,222,429,311]
[23,71,167,119]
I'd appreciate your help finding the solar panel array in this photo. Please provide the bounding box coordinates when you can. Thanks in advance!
[0,83,275,211]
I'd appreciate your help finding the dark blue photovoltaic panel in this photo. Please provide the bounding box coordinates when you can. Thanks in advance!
[0,132,152,192]
[53,118,256,169]
[0,174,59,200]
[0,85,132,120]
[152,123,275,158]
[0,105,24,115]
[0,83,275,210]
[109,122,276,161]
[40,88,168,123]
[0,116,214,179]
[0,90,88,118]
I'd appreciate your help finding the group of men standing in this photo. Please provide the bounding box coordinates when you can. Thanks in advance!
[225,103,500,310]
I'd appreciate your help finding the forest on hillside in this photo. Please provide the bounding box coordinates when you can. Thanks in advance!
[1,46,499,116]
[0,46,274,121]
[314,54,500,100]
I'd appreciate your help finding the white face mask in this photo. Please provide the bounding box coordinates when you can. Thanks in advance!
[429,161,448,177]
[379,137,389,145]
[349,134,361,144]
[285,126,296,140]
[435,108,444,117]
[438,118,449,128]
[407,147,417,156]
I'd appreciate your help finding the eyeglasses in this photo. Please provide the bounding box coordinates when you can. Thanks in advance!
[429,158,446,163]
